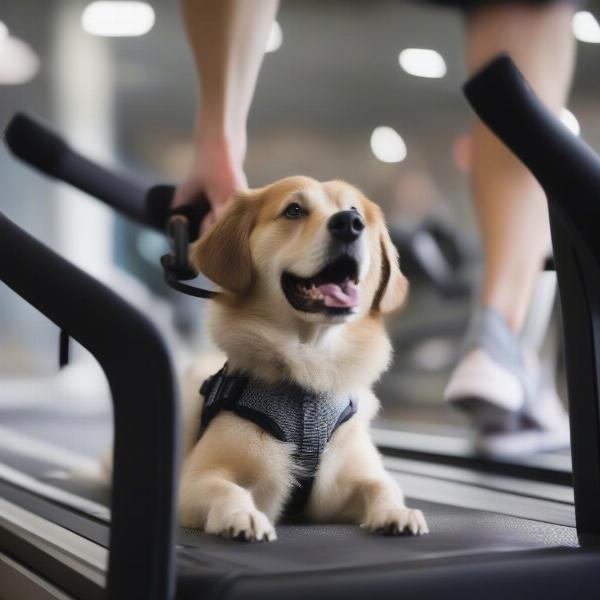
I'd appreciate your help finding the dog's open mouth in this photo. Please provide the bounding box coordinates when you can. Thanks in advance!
[281,255,360,314]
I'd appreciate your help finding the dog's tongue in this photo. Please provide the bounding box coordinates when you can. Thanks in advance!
[318,280,359,308]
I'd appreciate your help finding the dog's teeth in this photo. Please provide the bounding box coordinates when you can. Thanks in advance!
[303,285,322,300]
[293,278,327,300]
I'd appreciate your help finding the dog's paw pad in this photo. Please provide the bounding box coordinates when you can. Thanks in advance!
[364,507,429,536]
[207,508,277,542]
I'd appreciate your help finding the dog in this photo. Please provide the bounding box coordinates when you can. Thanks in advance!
[178,176,428,541]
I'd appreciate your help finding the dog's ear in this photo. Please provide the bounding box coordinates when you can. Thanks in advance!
[372,222,408,314]
[190,190,259,293]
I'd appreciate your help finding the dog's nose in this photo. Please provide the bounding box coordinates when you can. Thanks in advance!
[327,210,365,243]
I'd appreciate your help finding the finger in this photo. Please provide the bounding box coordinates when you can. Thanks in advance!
[173,180,206,209]
[210,187,239,221]
[200,211,217,238]
[172,184,192,209]
[212,201,228,220]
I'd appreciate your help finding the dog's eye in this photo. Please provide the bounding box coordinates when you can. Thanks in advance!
[283,203,306,219]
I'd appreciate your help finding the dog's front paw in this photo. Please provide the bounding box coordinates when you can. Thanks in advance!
[364,507,429,536]
[205,506,277,542]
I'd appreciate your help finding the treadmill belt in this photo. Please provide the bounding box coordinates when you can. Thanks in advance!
[179,498,578,571]
[174,499,585,600]
[1,473,583,600]
[2,403,595,600]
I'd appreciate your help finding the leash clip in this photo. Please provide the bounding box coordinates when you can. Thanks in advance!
[160,203,219,299]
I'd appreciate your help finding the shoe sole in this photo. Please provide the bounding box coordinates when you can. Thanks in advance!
[452,396,523,433]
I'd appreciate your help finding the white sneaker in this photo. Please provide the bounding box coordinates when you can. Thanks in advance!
[444,308,570,456]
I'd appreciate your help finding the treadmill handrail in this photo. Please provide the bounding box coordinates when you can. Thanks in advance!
[464,54,600,539]
[3,113,154,228]
[463,54,600,254]
[3,112,212,237]
[0,212,179,600]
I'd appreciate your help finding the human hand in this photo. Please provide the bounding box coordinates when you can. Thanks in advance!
[173,128,247,238]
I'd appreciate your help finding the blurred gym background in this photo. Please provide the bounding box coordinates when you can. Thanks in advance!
[1,0,599,447]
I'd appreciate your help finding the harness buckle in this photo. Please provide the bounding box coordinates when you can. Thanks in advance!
[199,364,228,407]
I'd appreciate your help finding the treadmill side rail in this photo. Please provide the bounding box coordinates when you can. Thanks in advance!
[464,54,600,539]
[0,212,180,600]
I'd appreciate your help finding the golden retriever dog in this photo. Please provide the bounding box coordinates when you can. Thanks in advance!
[178,176,428,541]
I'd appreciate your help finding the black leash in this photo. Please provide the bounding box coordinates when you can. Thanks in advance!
[159,198,220,299]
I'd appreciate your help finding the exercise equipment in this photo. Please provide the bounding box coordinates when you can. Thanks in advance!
[390,219,471,299]
[2,55,600,599]
[5,113,217,300]
[464,53,600,535]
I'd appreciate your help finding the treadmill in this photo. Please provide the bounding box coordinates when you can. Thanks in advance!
[1,55,600,600]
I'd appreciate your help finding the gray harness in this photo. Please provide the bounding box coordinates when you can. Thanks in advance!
[199,364,356,517]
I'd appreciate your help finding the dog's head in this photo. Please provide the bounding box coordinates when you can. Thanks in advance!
[190,176,407,324]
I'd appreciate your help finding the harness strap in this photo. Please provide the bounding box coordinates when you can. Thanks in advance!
[283,400,356,519]
[198,365,357,518]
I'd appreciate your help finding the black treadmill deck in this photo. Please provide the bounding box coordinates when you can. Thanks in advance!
[0,404,587,599]
[1,442,592,600]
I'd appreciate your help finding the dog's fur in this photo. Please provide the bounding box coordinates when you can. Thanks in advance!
[178,176,428,541]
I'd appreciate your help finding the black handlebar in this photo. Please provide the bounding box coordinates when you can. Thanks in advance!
[464,54,600,540]
[463,54,600,250]
[5,113,150,224]
[0,211,179,599]
[3,112,216,296]
[3,112,211,239]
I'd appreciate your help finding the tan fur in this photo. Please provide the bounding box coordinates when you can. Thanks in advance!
[190,193,261,292]
[179,176,428,541]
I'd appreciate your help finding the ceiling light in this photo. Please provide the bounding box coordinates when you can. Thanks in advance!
[399,48,446,79]
[370,126,407,163]
[560,108,580,136]
[572,11,600,43]
[0,36,40,85]
[266,21,282,53]
[81,1,155,37]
